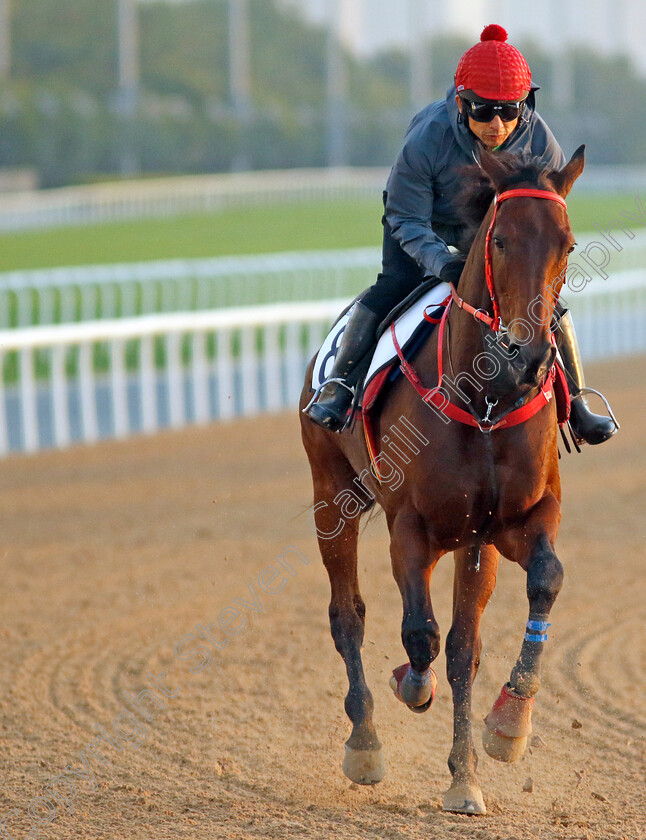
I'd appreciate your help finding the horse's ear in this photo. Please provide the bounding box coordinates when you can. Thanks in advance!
[478,151,510,191]
[551,144,585,198]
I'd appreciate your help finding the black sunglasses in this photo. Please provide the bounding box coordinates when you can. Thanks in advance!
[462,99,525,123]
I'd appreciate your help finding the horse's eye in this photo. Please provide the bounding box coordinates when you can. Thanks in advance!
[493,236,504,252]
[567,242,576,255]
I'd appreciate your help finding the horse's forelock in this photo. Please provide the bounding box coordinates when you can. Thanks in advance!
[456,155,558,254]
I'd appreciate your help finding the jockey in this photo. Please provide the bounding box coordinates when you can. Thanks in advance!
[306,24,617,445]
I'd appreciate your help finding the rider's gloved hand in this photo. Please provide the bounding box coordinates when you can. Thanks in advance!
[439,258,466,286]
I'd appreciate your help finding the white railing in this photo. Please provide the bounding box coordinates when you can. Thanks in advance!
[2,230,646,329]
[0,271,643,457]
[568,269,646,360]
[0,168,388,232]
[0,300,346,455]
[0,248,379,328]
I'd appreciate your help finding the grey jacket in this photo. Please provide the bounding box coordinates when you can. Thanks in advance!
[385,84,566,278]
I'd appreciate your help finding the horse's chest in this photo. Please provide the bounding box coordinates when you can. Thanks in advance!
[491,460,548,520]
[427,458,548,547]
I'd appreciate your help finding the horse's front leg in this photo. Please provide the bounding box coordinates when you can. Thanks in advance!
[444,544,499,815]
[388,507,441,710]
[305,442,385,785]
[486,493,564,761]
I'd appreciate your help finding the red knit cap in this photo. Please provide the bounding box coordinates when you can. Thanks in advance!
[455,25,531,101]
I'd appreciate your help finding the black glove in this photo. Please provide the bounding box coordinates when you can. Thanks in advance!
[439,258,465,287]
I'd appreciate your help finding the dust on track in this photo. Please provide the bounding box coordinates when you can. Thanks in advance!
[0,356,644,840]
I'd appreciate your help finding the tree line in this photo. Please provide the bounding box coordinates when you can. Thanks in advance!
[1,0,643,187]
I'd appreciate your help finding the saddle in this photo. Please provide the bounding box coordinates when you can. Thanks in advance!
[310,283,571,461]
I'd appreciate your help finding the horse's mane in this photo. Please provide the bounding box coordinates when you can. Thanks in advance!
[456,153,559,254]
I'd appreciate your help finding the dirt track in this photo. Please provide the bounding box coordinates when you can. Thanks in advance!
[0,355,644,840]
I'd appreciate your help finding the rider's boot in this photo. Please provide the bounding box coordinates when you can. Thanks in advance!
[556,309,618,445]
[306,301,380,432]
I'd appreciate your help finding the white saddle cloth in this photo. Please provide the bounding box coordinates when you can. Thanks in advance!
[311,282,450,392]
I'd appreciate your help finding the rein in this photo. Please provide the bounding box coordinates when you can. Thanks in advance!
[392,187,567,433]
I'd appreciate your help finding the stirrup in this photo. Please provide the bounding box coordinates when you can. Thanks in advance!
[302,377,355,414]
[567,387,620,447]
[571,388,621,429]
[302,378,356,432]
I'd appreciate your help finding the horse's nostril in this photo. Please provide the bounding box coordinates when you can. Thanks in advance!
[504,341,554,387]
[507,343,525,370]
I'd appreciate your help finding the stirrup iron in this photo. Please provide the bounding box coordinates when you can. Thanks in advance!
[302,378,355,415]
[571,387,621,432]
[567,387,620,449]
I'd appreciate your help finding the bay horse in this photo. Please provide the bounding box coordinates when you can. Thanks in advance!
[299,147,585,815]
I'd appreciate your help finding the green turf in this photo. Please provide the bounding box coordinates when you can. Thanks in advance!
[567,193,645,237]
[0,201,383,272]
[0,193,640,272]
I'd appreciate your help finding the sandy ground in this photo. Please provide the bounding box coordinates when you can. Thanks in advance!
[0,355,644,840]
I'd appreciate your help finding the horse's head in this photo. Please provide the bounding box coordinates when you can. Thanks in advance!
[462,147,585,398]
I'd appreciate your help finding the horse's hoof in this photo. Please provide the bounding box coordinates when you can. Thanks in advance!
[342,746,385,785]
[443,781,487,815]
[389,663,437,712]
[482,682,533,762]
[482,727,528,762]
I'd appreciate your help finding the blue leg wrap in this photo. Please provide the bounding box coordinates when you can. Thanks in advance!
[524,619,551,643]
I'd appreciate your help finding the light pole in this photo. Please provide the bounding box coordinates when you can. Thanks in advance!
[409,0,430,113]
[228,0,252,171]
[550,0,573,112]
[117,0,140,175]
[326,0,347,168]
[0,0,10,81]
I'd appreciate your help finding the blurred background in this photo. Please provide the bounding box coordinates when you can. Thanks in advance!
[0,0,643,456]
[0,0,644,187]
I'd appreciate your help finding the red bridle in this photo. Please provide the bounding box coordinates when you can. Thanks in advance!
[452,187,568,331]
